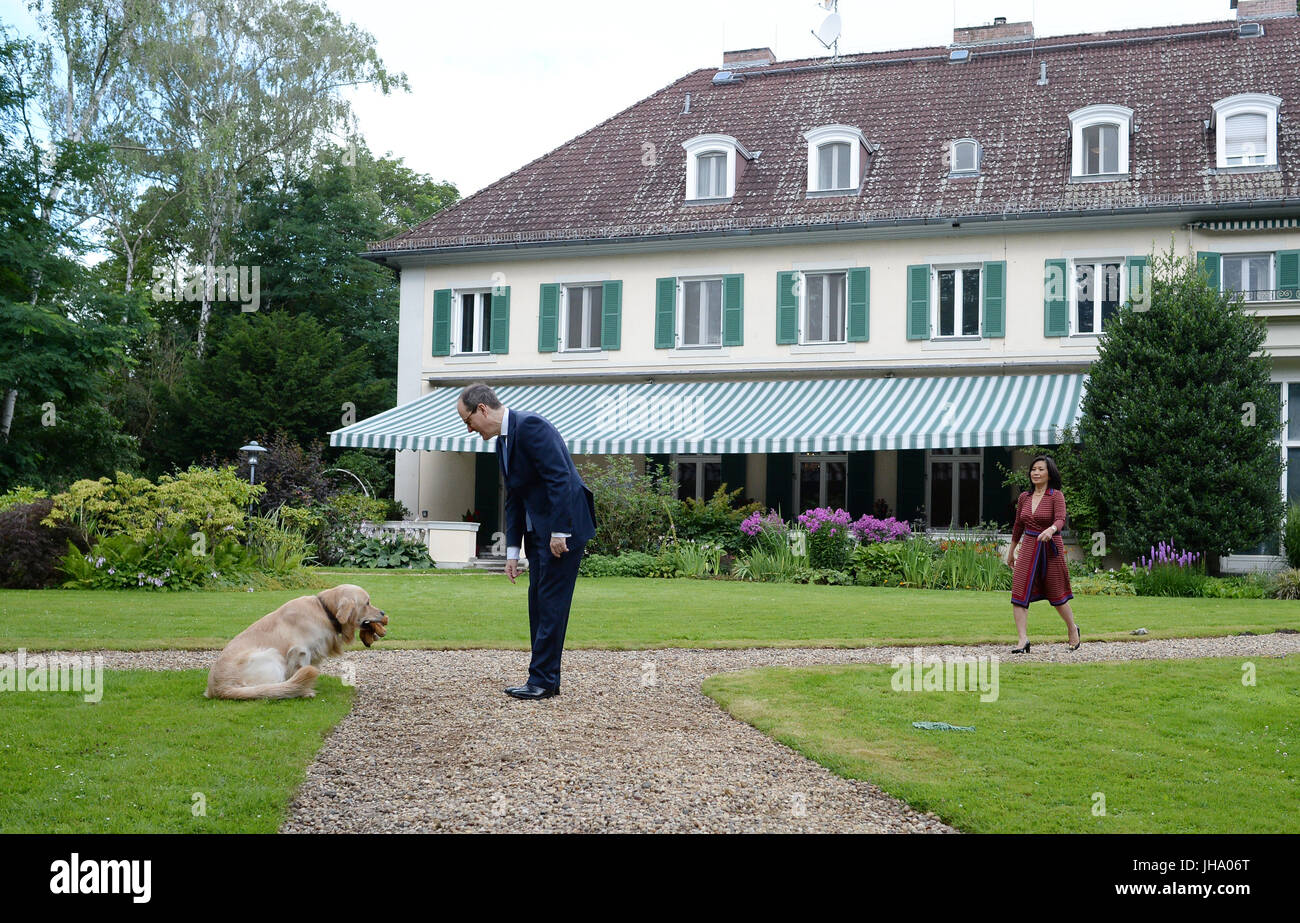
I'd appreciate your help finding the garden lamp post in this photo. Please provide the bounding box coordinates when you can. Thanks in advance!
[239,440,267,484]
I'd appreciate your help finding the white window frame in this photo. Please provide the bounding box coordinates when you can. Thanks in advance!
[677,276,724,349]
[803,124,867,193]
[949,138,981,176]
[1221,252,1275,302]
[682,133,752,201]
[451,289,492,355]
[1069,104,1133,178]
[795,453,848,511]
[560,283,603,352]
[1212,94,1280,168]
[798,270,848,345]
[931,264,983,339]
[1070,259,1126,335]
[925,447,984,531]
[674,454,722,501]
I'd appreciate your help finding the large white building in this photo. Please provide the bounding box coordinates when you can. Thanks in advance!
[332,0,1300,568]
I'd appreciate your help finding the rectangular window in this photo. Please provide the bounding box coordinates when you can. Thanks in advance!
[927,448,983,529]
[681,279,723,347]
[562,284,603,350]
[675,454,722,502]
[697,153,726,198]
[1222,253,1273,301]
[803,271,847,343]
[1083,123,1119,175]
[454,291,492,354]
[934,266,981,338]
[1074,260,1124,334]
[1225,113,1268,166]
[817,142,851,190]
[796,454,847,512]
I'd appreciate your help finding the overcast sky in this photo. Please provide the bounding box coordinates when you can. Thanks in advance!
[2,0,1242,196]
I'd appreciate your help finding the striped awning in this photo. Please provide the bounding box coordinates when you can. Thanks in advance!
[1191,217,1300,231]
[328,374,1087,454]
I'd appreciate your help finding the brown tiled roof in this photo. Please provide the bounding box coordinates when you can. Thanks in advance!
[372,16,1300,253]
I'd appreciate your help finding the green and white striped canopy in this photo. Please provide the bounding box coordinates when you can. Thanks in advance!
[328,373,1087,454]
[1191,217,1300,231]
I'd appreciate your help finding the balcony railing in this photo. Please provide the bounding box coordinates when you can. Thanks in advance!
[1233,288,1300,302]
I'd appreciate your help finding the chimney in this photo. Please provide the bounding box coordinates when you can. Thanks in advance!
[722,47,776,68]
[1232,0,1297,18]
[952,18,1034,46]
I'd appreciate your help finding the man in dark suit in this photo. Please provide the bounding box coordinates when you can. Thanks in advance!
[457,383,596,700]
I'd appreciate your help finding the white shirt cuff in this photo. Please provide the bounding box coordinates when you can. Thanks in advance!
[507,547,520,560]
[552,532,571,538]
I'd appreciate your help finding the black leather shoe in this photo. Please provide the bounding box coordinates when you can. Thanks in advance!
[505,684,559,699]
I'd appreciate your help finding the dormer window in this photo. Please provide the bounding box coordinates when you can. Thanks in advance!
[950,139,981,176]
[1212,94,1280,168]
[803,125,869,195]
[682,134,754,202]
[1069,104,1133,179]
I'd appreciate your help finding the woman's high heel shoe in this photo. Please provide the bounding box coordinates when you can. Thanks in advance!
[1069,625,1082,651]
[1011,641,1031,654]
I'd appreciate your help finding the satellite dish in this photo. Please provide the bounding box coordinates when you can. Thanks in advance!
[815,12,842,47]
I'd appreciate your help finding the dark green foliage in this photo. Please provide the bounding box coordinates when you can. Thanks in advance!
[851,541,908,587]
[578,456,677,556]
[578,551,662,578]
[1283,504,1300,569]
[675,484,760,554]
[1075,248,1285,563]
[179,311,389,458]
[0,499,89,588]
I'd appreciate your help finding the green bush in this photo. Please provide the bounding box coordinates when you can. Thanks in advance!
[1131,561,1208,597]
[1198,576,1266,599]
[932,533,1010,591]
[850,541,908,587]
[57,526,251,590]
[659,540,724,578]
[1072,573,1137,596]
[0,486,48,513]
[333,526,434,569]
[675,485,760,554]
[731,539,812,582]
[1270,568,1300,600]
[0,499,89,588]
[1283,504,1300,569]
[578,456,677,556]
[579,551,660,578]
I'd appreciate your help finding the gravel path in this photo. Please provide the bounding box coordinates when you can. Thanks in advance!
[49,633,1300,834]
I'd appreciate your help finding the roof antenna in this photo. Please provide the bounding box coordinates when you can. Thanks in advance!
[811,0,842,60]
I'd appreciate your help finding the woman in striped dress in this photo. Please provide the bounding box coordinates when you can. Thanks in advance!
[1004,455,1079,653]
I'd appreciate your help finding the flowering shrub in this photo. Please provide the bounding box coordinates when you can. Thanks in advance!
[850,515,911,543]
[797,508,853,570]
[1130,541,1207,597]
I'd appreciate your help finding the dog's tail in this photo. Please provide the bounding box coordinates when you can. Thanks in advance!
[205,665,321,700]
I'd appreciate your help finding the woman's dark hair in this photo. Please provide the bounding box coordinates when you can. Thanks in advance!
[1030,454,1063,491]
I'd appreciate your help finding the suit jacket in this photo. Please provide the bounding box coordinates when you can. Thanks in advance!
[500,409,597,549]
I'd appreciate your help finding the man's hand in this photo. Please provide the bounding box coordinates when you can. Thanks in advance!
[505,559,520,583]
[550,535,568,558]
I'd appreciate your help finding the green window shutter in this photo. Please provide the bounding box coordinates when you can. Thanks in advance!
[655,277,676,349]
[537,283,559,353]
[895,449,926,525]
[906,265,930,340]
[723,274,744,346]
[1043,259,1068,337]
[1126,255,1149,308]
[432,288,451,356]
[982,260,1006,338]
[720,453,747,498]
[601,280,622,350]
[489,286,510,354]
[776,271,799,344]
[1197,251,1221,292]
[765,452,794,518]
[846,451,875,518]
[981,446,1014,530]
[1275,250,1300,299]
[848,267,870,341]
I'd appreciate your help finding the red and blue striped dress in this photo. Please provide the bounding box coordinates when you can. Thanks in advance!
[1010,487,1073,607]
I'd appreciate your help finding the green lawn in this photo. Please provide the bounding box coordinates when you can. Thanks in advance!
[1,570,1297,650]
[0,669,352,833]
[703,657,1299,833]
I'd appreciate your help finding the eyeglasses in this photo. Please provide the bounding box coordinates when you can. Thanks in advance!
[461,405,479,430]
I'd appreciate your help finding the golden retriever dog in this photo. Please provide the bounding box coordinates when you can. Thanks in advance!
[205,584,388,700]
